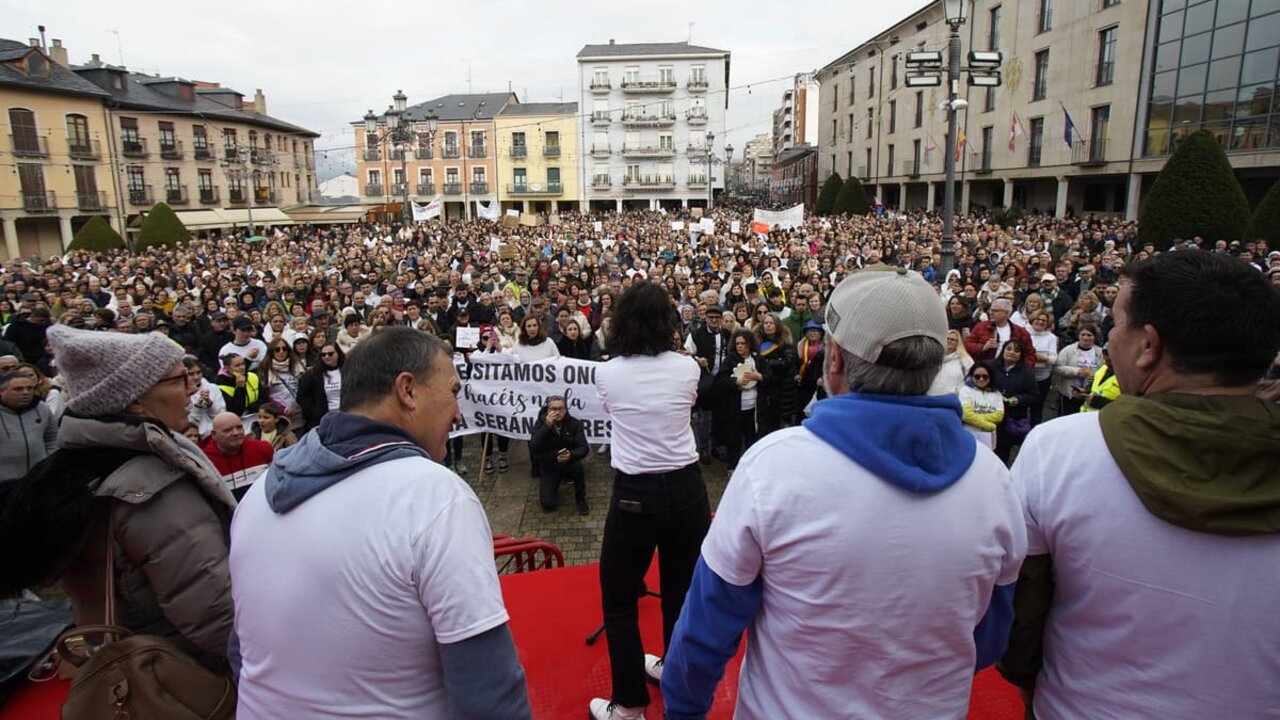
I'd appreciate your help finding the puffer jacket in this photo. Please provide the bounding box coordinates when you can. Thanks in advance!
[0,399,57,481]
[57,413,237,672]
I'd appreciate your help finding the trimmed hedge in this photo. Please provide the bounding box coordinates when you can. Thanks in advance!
[1138,130,1249,248]
[1244,179,1280,245]
[815,172,843,216]
[835,175,871,216]
[136,202,190,250]
[67,215,125,252]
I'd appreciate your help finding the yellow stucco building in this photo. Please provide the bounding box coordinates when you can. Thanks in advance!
[495,103,580,214]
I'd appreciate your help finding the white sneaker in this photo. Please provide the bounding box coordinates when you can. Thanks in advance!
[643,653,663,684]
[588,698,645,720]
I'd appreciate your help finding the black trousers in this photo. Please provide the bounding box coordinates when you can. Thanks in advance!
[1031,378,1052,426]
[725,406,759,469]
[599,463,710,709]
[539,461,585,510]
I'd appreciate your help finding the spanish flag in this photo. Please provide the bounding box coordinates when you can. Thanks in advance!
[955,128,968,161]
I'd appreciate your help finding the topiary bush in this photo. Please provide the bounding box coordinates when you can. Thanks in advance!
[815,172,843,216]
[136,202,190,250]
[1244,179,1280,245]
[834,175,871,216]
[1138,130,1249,248]
[67,215,125,252]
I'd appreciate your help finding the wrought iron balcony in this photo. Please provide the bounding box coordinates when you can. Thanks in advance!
[590,111,612,126]
[77,190,107,211]
[687,78,709,92]
[544,145,561,157]
[621,79,677,93]
[590,80,612,93]
[902,160,920,178]
[199,187,221,204]
[22,190,56,213]
[67,137,101,160]
[622,175,675,188]
[365,183,384,196]
[507,182,563,195]
[592,175,612,188]
[121,136,148,158]
[443,183,463,195]
[415,147,434,160]
[160,139,184,160]
[686,109,708,125]
[224,145,240,161]
[468,145,487,159]
[391,182,409,196]
[687,175,708,187]
[194,144,214,161]
[228,188,247,204]
[469,181,489,194]
[165,185,190,205]
[363,148,382,161]
[511,145,528,158]
[686,144,710,156]
[975,156,993,175]
[416,182,436,196]
[128,186,153,206]
[1072,139,1106,167]
[622,112,676,127]
[442,146,460,159]
[390,147,407,161]
[622,144,677,158]
[591,144,611,157]
[11,134,48,157]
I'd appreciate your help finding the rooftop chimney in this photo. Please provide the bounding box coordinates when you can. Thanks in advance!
[49,39,68,67]
[608,39,615,45]
[89,53,102,66]
[253,88,267,115]
[29,38,39,47]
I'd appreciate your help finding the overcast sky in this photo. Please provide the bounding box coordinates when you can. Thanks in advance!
[6,0,930,178]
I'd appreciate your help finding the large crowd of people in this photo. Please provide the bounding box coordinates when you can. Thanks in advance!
[2,203,1279,720]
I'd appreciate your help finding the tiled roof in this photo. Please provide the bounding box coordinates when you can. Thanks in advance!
[394,93,517,123]
[0,39,110,98]
[577,41,728,59]
[499,102,577,116]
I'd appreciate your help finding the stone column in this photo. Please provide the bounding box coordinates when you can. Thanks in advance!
[58,213,75,251]
[926,182,936,212]
[2,216,18,259]
[960,180,972,214]
[1003,180,1015,208]
[1125,173,1142,221]
[1055,177,1070,219]
[899,183,908,211]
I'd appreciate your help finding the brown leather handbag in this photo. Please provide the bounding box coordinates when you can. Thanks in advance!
[55,522,236,720]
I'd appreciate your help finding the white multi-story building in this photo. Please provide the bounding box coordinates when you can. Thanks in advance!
[815,0,1280,220]
[576,40,731,211]
[744,133,774,190]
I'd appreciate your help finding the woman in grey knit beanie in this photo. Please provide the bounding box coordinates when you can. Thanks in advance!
[41,324,239,674]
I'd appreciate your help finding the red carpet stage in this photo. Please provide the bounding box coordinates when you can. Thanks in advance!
[2,561,1023,719]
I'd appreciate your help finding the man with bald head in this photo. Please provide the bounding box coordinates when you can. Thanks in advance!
[200,411,274,500]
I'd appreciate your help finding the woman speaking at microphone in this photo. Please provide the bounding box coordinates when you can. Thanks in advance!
[589,280,711,720]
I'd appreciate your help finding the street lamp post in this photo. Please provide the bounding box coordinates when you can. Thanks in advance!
[705,130,715,210]
[904,0,1002,280]
[725,144,734,197]
[365,90,435,229]
[220,151,259,237]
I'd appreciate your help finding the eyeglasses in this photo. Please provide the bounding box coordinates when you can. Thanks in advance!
[273,346,289,353]
[156,372,192,387]
[972,374,990,380]
[320,351,337,358]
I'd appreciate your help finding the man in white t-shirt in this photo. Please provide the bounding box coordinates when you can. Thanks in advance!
[219,316,268,370]
[662,265,1026,720]
[999,251,1280,719]
[229,327,531,720]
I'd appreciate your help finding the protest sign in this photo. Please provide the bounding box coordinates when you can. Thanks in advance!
[455,326,481,349]
[451,356,612,442]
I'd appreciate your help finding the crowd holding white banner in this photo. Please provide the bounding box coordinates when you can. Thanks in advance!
[449,354,613,443]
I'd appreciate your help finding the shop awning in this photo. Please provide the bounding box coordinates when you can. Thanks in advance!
[283,205,368,224]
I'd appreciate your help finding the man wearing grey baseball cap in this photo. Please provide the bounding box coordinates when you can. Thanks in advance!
[661,265,1027,719]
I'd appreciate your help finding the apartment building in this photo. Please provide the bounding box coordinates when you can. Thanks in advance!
[772,73,820,157]
[495,102,580,214]
[1,38,114,258]
[577,40,731,211]
[354,93,516,221]
[743,133,774,190]
[816,0,1280,219]
[772,144,819,208]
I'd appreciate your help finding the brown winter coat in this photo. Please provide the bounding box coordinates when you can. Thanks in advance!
[58,414,238,671]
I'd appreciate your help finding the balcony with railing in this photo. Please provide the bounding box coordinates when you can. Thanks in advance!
[686,109,709,125]
[507,182,564,196]
[686,144,709,156]
[228,188,247,204]
[622,111,676,127]
[363,147,382,161]
[468,145,487,159]
[11,134,48,157]
[160,139,184,160]
[590,80,612,93]
[442,145,461,159]
[390,182,408,196]
[121,136,148,158]
[365,183,384,196]
[443,182,463,195]
[68,137,101,160]
[416,182,436,196]
[22,190,56,213]
[415,147,433,160]
[621,78,678,93]
[592,174,612,188]
[165,185,190,205]
[1072,139,1106,166]
[390,147,407,161]
[469,181,489,194]
[688,77,709,92]
[591,144,611,158]
[622,144,677,158]
[902,160,920,178]
[199,187,221,204]
[622,174,675,189]
[511,144,528,158]
[255,188,278,205]
[77,190,107,211]
[127,186,153,206]
[687,175,708,187]
[975,152,993,174]
[544,145,561,157]
[590,111,612,127]
[193,143,214,161]
[858,165,870,180]
[224,145,239,161]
